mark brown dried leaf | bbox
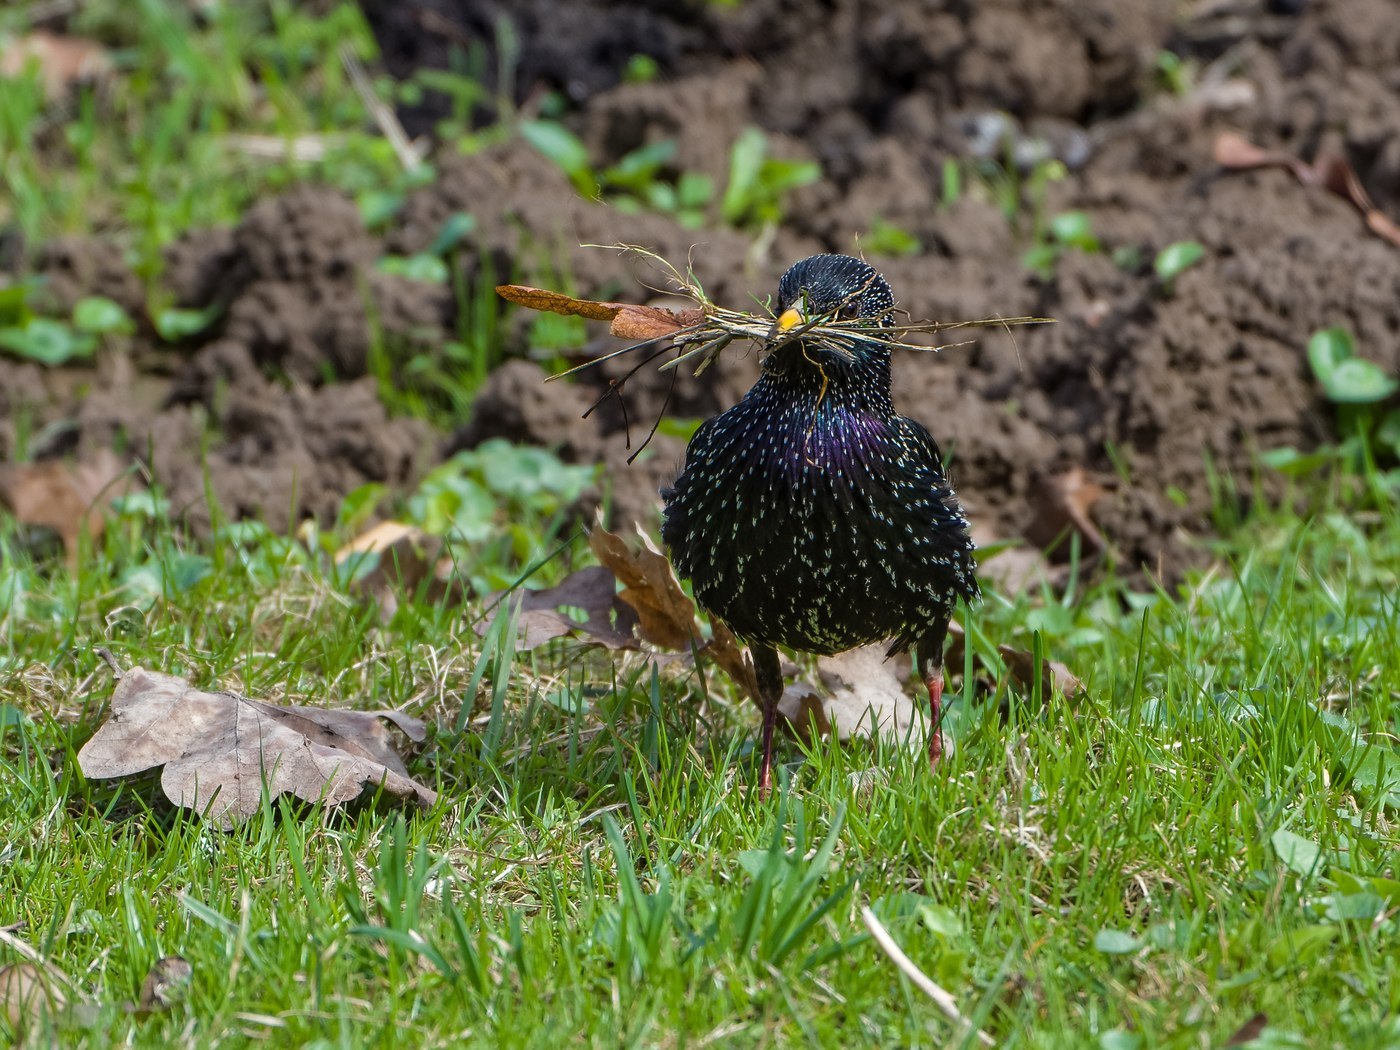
[943,621,1080,699]
[334,521,443,614]
[133,956,192,1016]
[0,963,68,1033]
[585,520,761,702]
[0,31,113,101]
[77,668,436,829]
[0,449,133,562]
[1025,467,1106,559]
[1314,153,1374,210]
[705,621,759,704]
[1225,1013,1269,1047]
[777,644,921,743]
[1212,131,1303,177]
[1214,132,1400,248]
[588,520,701,652]
[997,644,1083,699]
[478,565,640,650]
[1366,209,1400,249]
[495,284,627,321]
[608,304,705,341]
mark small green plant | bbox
[1154,240,1206,292]
[1307,327,1398,406]
[1269,327,1400,477]
[1022,209,1098,278]
[405,438,596,589]
[622,54,660,84]
[519,118,599,197]
[720,126,820,229]
[861,218,923,257]
[939,158,963,208]
[1155,50,1194,97]
[520,120,808,230]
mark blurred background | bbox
[3,0,1396,587]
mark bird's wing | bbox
[892,414,946,474]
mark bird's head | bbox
[765,254,896,378]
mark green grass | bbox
[5,3,1400,1046]
[3,462,1399,1047]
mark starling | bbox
[661,254,979,792]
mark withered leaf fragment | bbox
[133,956,193,1016]
[1213,131,1400,248]
[78,668,436,829]
[778,644,921,743]
[0,449,133,562]
[477,565,640,650]
[587,519,759,701]
[495,284,704,340]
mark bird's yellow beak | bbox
[768,307,804,342]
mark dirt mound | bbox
[7,0,1399,577]
[424,0,1396,576]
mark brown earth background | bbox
[3,0,1399,581]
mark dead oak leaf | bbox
[943,621,1083,700]
[1213,131,1400,249]
[588,519,700,652]
[0,31,113,101]
[1025,467,1106,560]
[477,565,640,650]
[334,521,444,617]
[586,520,759,700]
[0,449,133,562]
[778,644,922,744]
[997,645,1083,699]
[77,668,436,829]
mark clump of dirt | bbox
[80,372,429,536]
[30,235,145,316]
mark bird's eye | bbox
[837,301,860,320]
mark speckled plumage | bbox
[661,254,978,790]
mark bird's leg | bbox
[924,666,945,767]
[915,629,950,770]
[752,643,783,797]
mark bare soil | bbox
[4,0,1398,577]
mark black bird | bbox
[661,254,979,792]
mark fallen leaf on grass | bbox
[0,31,113,100]
[997,645,1083,699]
[0,963,66,1033]
[78,668,436,829]
[588,521,699,651]
[1225,1013,1269,1047]
[476,565,640,649]
[0,449,133,561]
[588,519,759,700]
[132,956,192,1016]
[944,621,1084,700]
[1024,467,1106,559]
[778,644,922,743]
[496,284,703,340]
[1214,131,1400,248]
[334,521,444,615]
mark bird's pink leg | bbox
[753,644,784,798]
[758,697,778,797]
[923,668,944,768]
